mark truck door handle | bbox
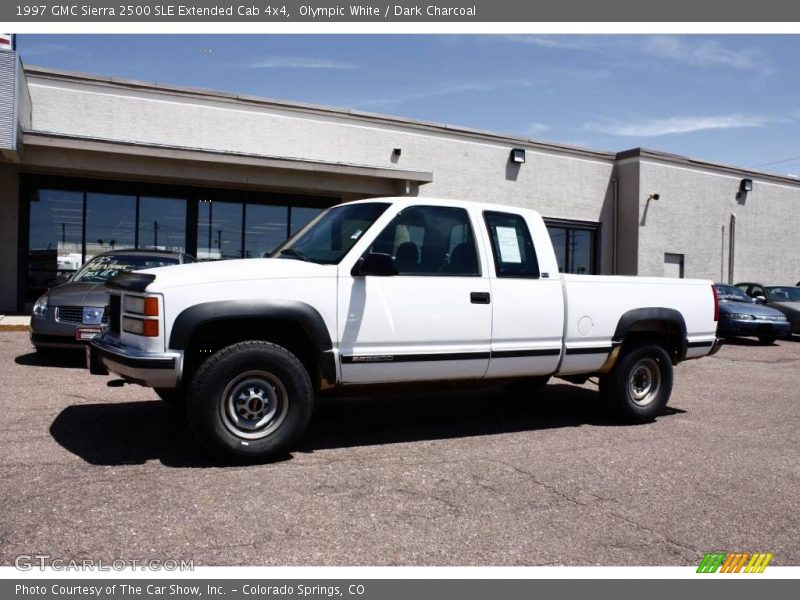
[470,292,491,304]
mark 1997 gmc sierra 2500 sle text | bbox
[88,197,722,461]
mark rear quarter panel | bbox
[558,274,717,375]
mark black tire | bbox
[758,335,777,345]
[506,376,550,399]
[599,344,673,423]
[154,387,185,406]
[185,341,314,462]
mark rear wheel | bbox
[600,344,673,423]
[186,341,314,462]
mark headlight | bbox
[32,295,49,317]
[723,313,756,320]
[123,295,159,316]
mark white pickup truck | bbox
[88,197,721,461]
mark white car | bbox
[88,197,721,461]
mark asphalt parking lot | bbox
[1,331,799,566]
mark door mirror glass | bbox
[353,253,398,277]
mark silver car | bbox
[735,282,800,334]
[30,249,194,354]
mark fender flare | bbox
[169,300,336,385]
[612,307,688,361]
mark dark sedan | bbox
[735,282,800,335]
[714,284,790,344]
[30,249,193,354]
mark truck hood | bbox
[47,281,109,307]
[139,258,336,291]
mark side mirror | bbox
[754,295,766,304]
[352,253,398,277]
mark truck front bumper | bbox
[87,334,182,389]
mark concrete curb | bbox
[0,316,31,331]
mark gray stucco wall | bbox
[638,160,800,283]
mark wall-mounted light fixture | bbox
[510,148,526,164]
[740,178,753,193]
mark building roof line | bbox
[21,65,800,187]
[22,64,617,163]
[617,148,800,188]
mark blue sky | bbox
[15,34,800,175]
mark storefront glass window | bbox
[138,196,187,252]
[245,205,288,258]
[27,189,84,302]
[546,223,597,275]
[197,200,243,260]
[85,193,136,261]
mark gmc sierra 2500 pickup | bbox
[88,197,722,461]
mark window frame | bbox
[544,217,600,275]
[362,204,483,277]
[482,210,541,279]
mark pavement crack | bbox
[485,458,699,559]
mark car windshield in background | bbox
[715,285,753,302]
[766,287,800,302]
[71,255,179,283]
[274,202,390,264]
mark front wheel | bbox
[599,344,673,423]
[186,341,314,462]
[758,334,777,345]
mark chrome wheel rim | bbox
[220,370,288,440]
[628,357,661,407]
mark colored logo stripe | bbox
[745,553,773,573]
[697,552,773,573]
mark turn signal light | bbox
[122,317,159,337]
[143,297,159,316]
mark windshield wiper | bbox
[279,248,313,262]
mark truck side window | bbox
[367,205,480,276]
[483,211,540,278]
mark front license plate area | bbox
[76,326,103,341]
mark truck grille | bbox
[56,306,109,324]
[109,295,121,334]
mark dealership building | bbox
[2,49,799,313]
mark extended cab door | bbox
[337,204,492,384]
[481,210,565,378]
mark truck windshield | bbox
[273,202,390,264]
